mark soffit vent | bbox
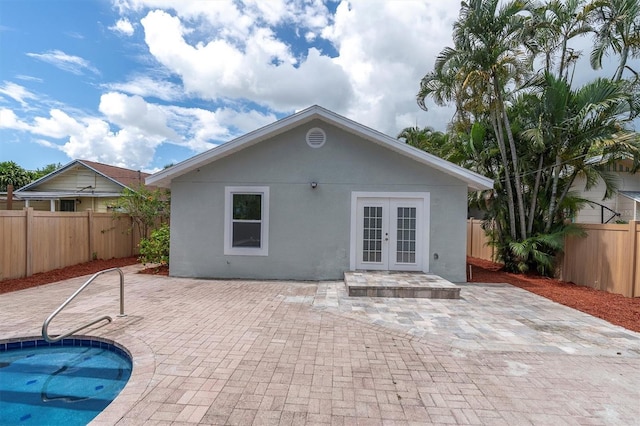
[306,127,326,148]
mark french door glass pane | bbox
[396,206,417,263]
[362,206,383,262]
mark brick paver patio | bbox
[1,265,639,425]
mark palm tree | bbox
[397,126,449,157]
[526,0,592,82]
[587,0,640,81]
[523,73,640,232]
[416,0,640,274]
[419,0,533,240]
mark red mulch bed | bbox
[0,257,140,295]
[1,256,638,333]
[138,264,169,276]
[468,256,640,333]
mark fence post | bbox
[467,219,473,258]
[130,216,135,256]
[6,184,13,210]
[88,209,94,261]
[25,207,33,277]
[630,220,639,297]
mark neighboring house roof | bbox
[620,191,640,203]
[80,159,150,190]
[147,105,494,191]
[15,159,151,200]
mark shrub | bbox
[110,185,170,238]
[139,224,170,266]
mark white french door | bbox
[355,197,424,271]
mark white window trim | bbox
[224,186,269,256]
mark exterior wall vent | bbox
[306,127,326,148]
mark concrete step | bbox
[344,271,460,299]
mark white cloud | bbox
[15,75,43,83]
[60,121,161,169]
[7,0,625,174]
[139,9,353,112]
[321,0,460,132]
[99,91,180,140]
[32,109,86,138]
[0,105,162,169]
[117,0,330,38]
[34,138,59,149]
[26,50,99,76]
[110,18,135,36]
[215,107,277,134]
[0,89,277,170]
[164,106,226,151]
[125,1,460,135]
[163,105,277,151]
[0,108,31,131]
[0,82,37,107]
[103,75,183,101]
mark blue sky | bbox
[0,0,625,173]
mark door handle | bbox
[384,232,389,241]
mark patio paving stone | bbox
[0,266,639,425]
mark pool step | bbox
[344,271,460,299]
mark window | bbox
[224,186,269,256]
[60,199,76,212]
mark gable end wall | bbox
[170,120,468,281]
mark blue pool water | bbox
[0,339,132,425]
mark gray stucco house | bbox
[147,106,493,282]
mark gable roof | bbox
[147,105,494,191]
[16,159,151,197]
[79,160,150,189]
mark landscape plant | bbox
[110,185,170,238]
[138,224,170,266]
[0,161,33,191]
[412,0,640,275]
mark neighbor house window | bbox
[224,186,269,256]
[60,199,76,212]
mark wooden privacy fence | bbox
[1,208,142,281]
[467,219,496,262]
[562,221,639,298]
[466,219,640,297]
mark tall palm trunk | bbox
[495,77,527,240]
[614,45,629,81]
[559,37,569,81]
[527,153,544,234]
[545,153,562,232]
[549,146,591,229]
[490,110,517,240]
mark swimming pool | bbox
[0,338,132,425]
